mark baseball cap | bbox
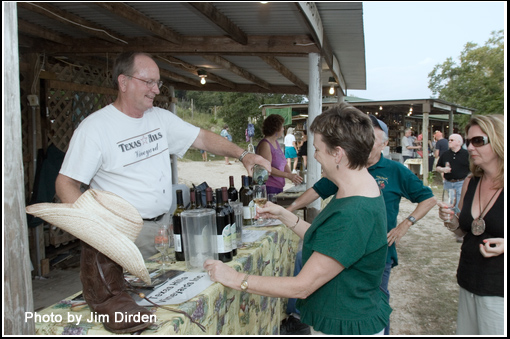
[369,115,388,137]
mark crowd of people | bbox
[45,51,502,335]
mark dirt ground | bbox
[177,159,460,335]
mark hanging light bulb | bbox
[328,77,337,95]
[197,69,207,85]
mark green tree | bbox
[428,30,504,122]
[218,92,306,143]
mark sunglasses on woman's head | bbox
[465,136,489,147]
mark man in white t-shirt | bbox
[56,52,271,258]
[401,129,420,162]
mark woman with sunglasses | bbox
[437,114,504,335]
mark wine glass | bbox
[154,226,171,270]
[253,184,267,226]
[442,189,458,230]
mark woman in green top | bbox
[204,103,391,335]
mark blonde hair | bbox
[465,115,504,188]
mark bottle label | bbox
[231,221,237,250]
[217,225,232,253]
[174,234,182,252]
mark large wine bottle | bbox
[215,188,233,262]
[223,187,237,256]
[172,189,186,261]
[240,175,254,226]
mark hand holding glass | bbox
[253,184,267,225]
[442,189,458,230]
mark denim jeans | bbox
[380,261,393,335]
[443,180,464,211]
[286,250,303,315]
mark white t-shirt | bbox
[284,134,296,148]
[60,105,200,218]
[401,136,414,157]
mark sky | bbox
[348,2,506,101]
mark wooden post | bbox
[3,3,36,334]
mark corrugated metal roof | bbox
[16,2,367,94]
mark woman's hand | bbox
[479,238,504,257]
[437,201,455,223]
[288,173,303,185]
[203,259,241,288]
[256,201,284,221]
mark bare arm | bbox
[192,129,271,175]
[387,196,437,246]
[55,174,84,203]
[286,187,320,212]
[204,250,343,299]
[257,140,301,184]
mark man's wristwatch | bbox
[240,274,249,291]
[406,216,417,225]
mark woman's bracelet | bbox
[289,215,300,230]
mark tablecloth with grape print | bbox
[33,224,300,335]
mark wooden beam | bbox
[47,79,117,95]
[174,82,306,95]
[17,2,128,45]
[35,35,319,55]
[159,68,201,88]
[260,56,308,92]
[294,3,347,94]
[202,55,272,90]
[187,3,248,45]
[18,19,69,45]
[93,2,183,44]
[156,55,236,89]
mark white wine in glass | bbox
[253,184,267,225]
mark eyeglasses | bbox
[125,74,163,89]
[465,136,490,147]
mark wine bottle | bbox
[188,187,196,210]
[239,175,246,201]
[195,190,203,209]
[228,176,238,202]
[172,189,186,261]
[205,187,214,209]
[215,188,233,262]
[240,175,254,226]
[223,187,237,256]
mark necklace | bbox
[471,176,501,236]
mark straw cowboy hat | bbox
[26,189,151,285]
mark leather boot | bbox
[80,241,153,333]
